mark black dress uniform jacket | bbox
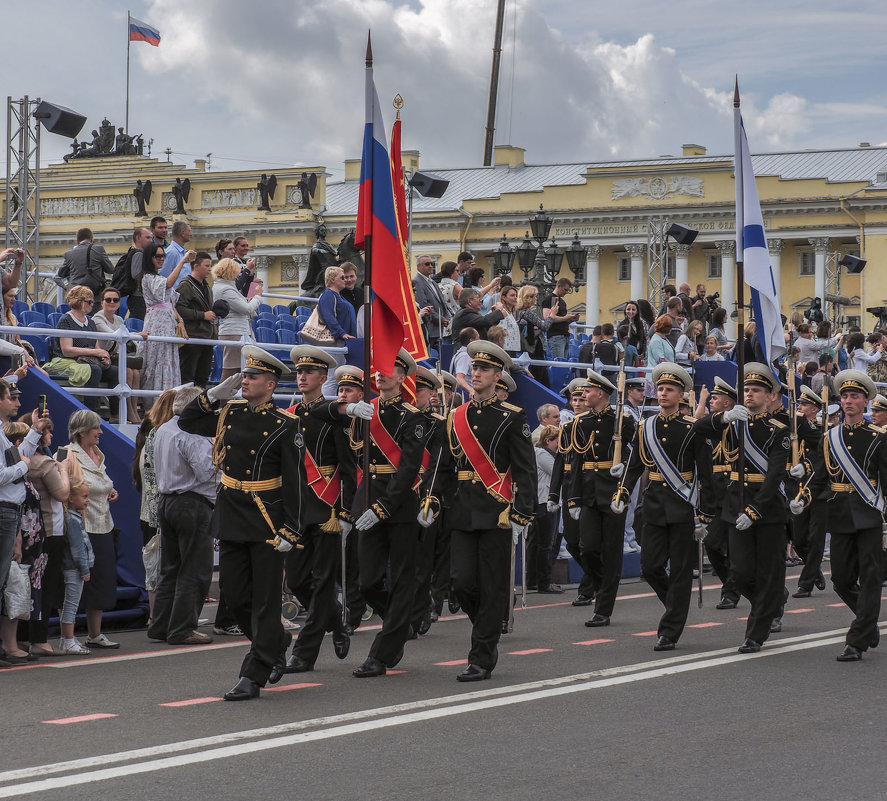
[178,394,308,543]
[567,407,636,510]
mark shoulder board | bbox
[865,423,885,434]
[430,412,445,421]
[227,399,248,406]
[767,418,786,429]
[622,409,634,417]
[276,408,298,419]
[501,402,522,412]
[401,402,419,412]
[681,415,696,423]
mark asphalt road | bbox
[3,567,885,801]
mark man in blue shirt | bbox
[161,220,192,289]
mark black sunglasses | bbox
[103,297,120,303]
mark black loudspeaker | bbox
[33,101,86,139]
[666,223,699,246]
[840,254,867,274]
[409,171,449,199]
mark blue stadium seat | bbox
[18,311,46,325]
[276,328,297,345]
[124,318,144,332]
[48,313,63,328]
[32,302,55,318]
[255,327,277,344]
[118,296,128,318]
[58,304,70,314]
[273,304,291,317]
[209,346,224,383]
[548,362,571,393]
[12,300,28,317]
[27,321,46,329]
[275,316,296,331]
[257,303,273,316]
[294,306,311,320]
[20,334,48,364]
[254,313,277,327]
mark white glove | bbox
[207,373,242,403]
[274,538,293,553]
[417,506,435,528]
[735,513,753,531]
[346,401,374,420]
[610,498,626,515]
[609,462,625,479]
[723,405,749,423]
[789,498,806,516]
[568,507,581,521]
[340,520,353,539]
[789,462,806,479]
[511,522,526,545]
[694,517,707,542]
[355,508,380,531]
[546,499,561,514]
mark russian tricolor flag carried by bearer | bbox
[129,15,161,46]
[734,84,785,371]
[355,34,427,378]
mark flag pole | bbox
[733,76,746,510]
[361,33,373,512]
[125,11,131,134]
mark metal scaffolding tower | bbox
[5,96,41,300]
[646,217,668,312]
[823,251,851,327]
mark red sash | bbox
[452,404,513,502]
[368,398,428,490]
[303,449,341,506]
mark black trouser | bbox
[729,521,787,645]
[830,526,883,651]
[411,518,439,629]
[126,294,146,320]
[641,520,695,642]
[704,514,739,603]
[148,493,214,642]
[795,498,828,591]
[343,526,364,629]
[430,511,452,613]
[214,589,237,629]
[527,504,556,590]
[358,519,418,666]
[580,504,625,618]
[179,343,215,388]
[218,539,287,686]
[451,527,510,671]
[285,524,345,666]
[562,509,595,598]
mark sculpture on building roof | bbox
[171,177,191,214]
[63,117,143,160]
[257,173,277,211]
[133,180,153,217]
[297,172,318,210]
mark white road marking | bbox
[0,625,872,797]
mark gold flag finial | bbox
[393,93,404,120]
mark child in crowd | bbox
[698,335,725,361]
[59,478,93,655]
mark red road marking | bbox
[573,639,615,645]
[737,616,748,621]
[434,659,469,666]
[632,630,659,637]
[159,697,222,707]
[508,648,552,655]
[264,682,322,693]
[44,713,118,725]
[687,622,724,628]
[385,669,406,675]
[785,608,814,614]
[827,603,845,608]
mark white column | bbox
[584,245,602,326]
[255,254,271,287]
[767,238,784,309]
[809,237,830,304]
[673,243,691,288]
[716,240,736,338]
[626,242,645,303]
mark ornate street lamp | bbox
[515,231,537,283]
[564,232,588,286]
[492,234,515,277]
[529,203,553,245]
[542,237,564,285]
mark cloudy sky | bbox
[8,0,887,178]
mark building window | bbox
[617,255,630,282]
[846,315,861,329]
[706,252,721,279]
[664,251,675,281]
[799,251,815,276]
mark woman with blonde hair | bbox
[492,284,521,355]
[212,256,264,380]
[675,319,704,364]
[514,284,552,385]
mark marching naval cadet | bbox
[616,363,715,651]
[694,377,741,610]
[177,346,308,701]
[270,345,355,681]
[430,370,461,621]
[566,370,635,628]
[348,349,429,678]
[792,370,886,661]
[621,376,646,554]
[694,362,791,654]
[411,365,447,637]
[870,393,887,429]
[439,341,536,681]
[548,378,597,607]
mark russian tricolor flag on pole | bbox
[355,33,425,377]
[734,91,785,371]
[129,16,161,46]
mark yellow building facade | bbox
[17,141,887,337]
